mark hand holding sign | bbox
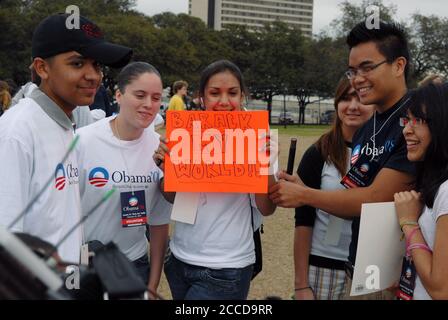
[153,135,169,171]
[269,170,306,208]
[259,130,279,176]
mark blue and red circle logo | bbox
[89,167,109,187]
[54,163,66,191]
[129,197,138,207]
[360,163,370,173]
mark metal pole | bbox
[318,96,321,125]
[283,91,287,129]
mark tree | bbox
[244,21,306,124]
[220,24,259,77]
[292,35,347,124]
[409,14,448,81]
[152,12,232,90]
[330,0,397,38]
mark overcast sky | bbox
[136,0,448,34]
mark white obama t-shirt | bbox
[170,193,263,269]
[0,89,82,263]
[76,116,172,261]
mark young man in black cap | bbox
[0,13,132,264]
[269,21,415,299]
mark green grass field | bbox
[270,124,330,136]
[158,124,330,137]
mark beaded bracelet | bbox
[407,243,432,256]
[400,221,419,241]
[400,220,419,232]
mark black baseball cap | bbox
[32,13,132,68]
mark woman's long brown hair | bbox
[315,78,352,177]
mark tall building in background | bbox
[189,0,313,36]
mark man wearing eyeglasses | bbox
[269,21,416,299]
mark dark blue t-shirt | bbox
[348,93,416,265]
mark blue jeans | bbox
[132,254,150,284]
[164,253,253,300]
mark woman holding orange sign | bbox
[154,60,277,300]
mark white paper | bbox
[350,202,405,296]
[80,244,89,266]
[170,192,200,224]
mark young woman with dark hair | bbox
[394,83,448,300]
[154,60,276,300]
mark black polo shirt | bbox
[347,93,416,265]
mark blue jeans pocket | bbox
[205,268,240,294]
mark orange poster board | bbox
[164,111,269,193]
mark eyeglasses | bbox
[399,116,428,128]
[345,60,388,80]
